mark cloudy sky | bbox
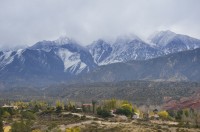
[0,0,200,48]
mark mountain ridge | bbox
[1,30,200,86]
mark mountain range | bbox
[0,30,200,86]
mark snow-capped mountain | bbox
[88,31,200,65]
[150,30,200,54]
[0,37,98,86]
[30,37,97,75]
[103,35,163,64]
[88,35,163,65]
[1,30,200,85]
[0,49,65,80]
[87,39,112,65]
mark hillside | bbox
[43,81,200,105]
[79,48,200,82]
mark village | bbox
[1,99,200,132]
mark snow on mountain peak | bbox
[1,30,200,78]
[54,36,76,45]
[149,30,177,46]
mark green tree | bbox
[11,119,32,132]
[33,105,39,112]
[96,107,111,118]
[56,100,63,113]
[115,103,133,117]
[116,108,132,117]
[121,104,132,113]
[176,110,183,120]
[92,100,97,114]
[21,111,36,120]
[0,117,3,132]
[167,110,176,118]
[2,111,10,118]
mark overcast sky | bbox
[0,0,200,48]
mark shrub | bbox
[11,119,33,132]
[2,111,10,118]
[66,127,80,132]
[115,108,132,117]
[176,110,183,121]
[0,118,3,132]
[158,111,169,119]
[97,108,111,118]
[56,106,62,113]
[115,103,133,117]
[21,111,36,120]
[121,104,132,113]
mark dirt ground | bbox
[60,120,200,132]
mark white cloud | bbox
[0,0,200,48]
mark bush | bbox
[66,127,80,132]
[21,111,36,120]
[115,103,133,117]
[115,108,132,117]
[2,111,10,118]
[56,106,62,113]
[158,111,169,119]
[176,110,183,121]
[11,119,33,132]
[0,118,3,132]
[97,108,111,118]
[121,104,132,113]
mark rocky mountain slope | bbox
[79,48,200,82]
[150,30,200,54]
[1,31,200,85]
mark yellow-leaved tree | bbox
[158,111,169,119]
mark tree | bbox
[21,111,36,120]
[56,100,63,113]
[96,107,111,118]
[176,110,183,121]
[121,104,132,113]
[33,105,39,112]
[64,101,75,112]
[0,117,3,132]
[66,127,80,132]
[11,119,32,132]
[2,111,10,118]
[115,103,133,117]
[92,100,97,114]
[167,110,176,118]
[158,111,169,119]
[116,108,132,117]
